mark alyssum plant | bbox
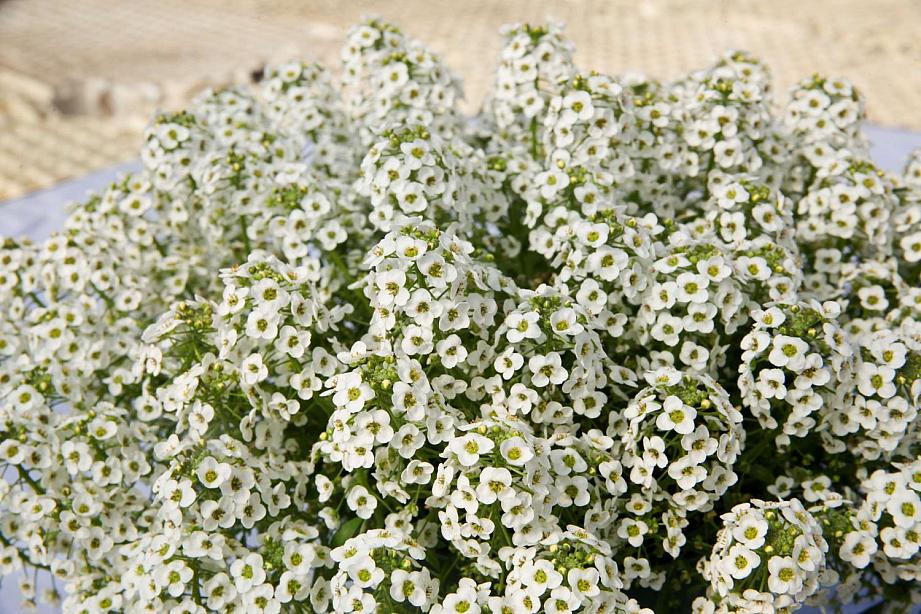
[1,18,920,614]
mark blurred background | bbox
[1,0,920,201]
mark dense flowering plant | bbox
[2,18,921,614]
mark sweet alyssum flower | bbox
[1,16,921,614]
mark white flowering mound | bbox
[3,18,921,614]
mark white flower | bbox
[231,553,266,594]
[394,424,425,459]
[375,270,410,307]
[499,437,534,466]
[522,559,563,592]
[196,456,232,489]
[401,324,434,355]
[675,272,709,303]
[278,325,311,358]
[535,168,570,200]
[561,90,594,122]
[651,313,684,347]
[241,352,269,385]
[185,531,226,561]
[493,348,524,379]
[642,436,668,469]
[768,335,809,371]
[724,544,760,580]
[204,573,237,609]
[436,334,468,368]
[406,288,442,326]
[857,285,888,311]
[839,532,876,569]
[886,490,921,528]
[476,467,513,504]
[390,569,429,606]
[332,372,374,413]
[395,181,429,213]
[550,307,583,336]
[767,556,802,595]
[441,580,482,614]
[756,368,787,400]
[618,518,649,547]
[276,570,308,603]
[856,362,896,398]
[507,382,537,415]
[402,459,434,485]
[668,456,707,490]
[346,485,378,520]
[0,440,26,465]
[731,514,768,549]
[245,308,280,340]
[545,586,580,614]
[449,433,494,467]
[161,478,196,508]
[656,396,697,435]
[381,62,409,90]
[505,311,541,343]
[528,352,567,387]
[158,559,193,597]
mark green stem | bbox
[27,292,45,308]
[239,215,252,256]
[530,117,539,161]
[16,466,44,494]
[0,532,51,572]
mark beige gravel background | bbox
[1,0,920,200]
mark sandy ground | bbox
[1,0,919,200]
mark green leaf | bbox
[330,517,363,548]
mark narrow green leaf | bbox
[330,517,363,548]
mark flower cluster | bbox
[845,462,921,582]
[2,16,921,614]
[738,300,857,449]
[698,498,829,612]
[341,19,463,145]
[485,21,575,141]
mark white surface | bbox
[864,124,921,173]
[0,161,141,240]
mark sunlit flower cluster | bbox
[1,17,920,614]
